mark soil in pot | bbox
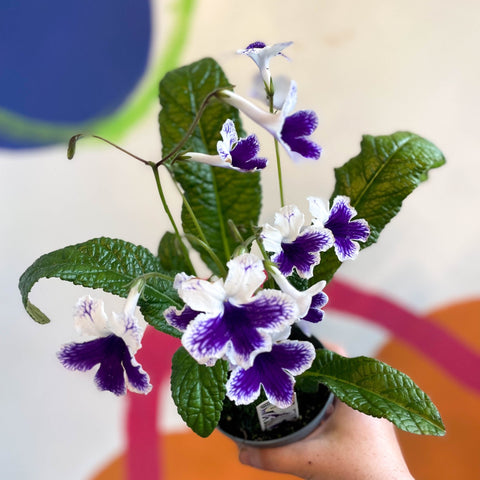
[218,327,333,444]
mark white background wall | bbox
[2,1,479,478]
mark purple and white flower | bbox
[226,340,315,408]
[164,253,298,369]
[237,41,293,88]
[219,81,322,162]
[57,283,151,396]
[261,204,333,278]
[309,195,370,261]
[272,267,328,336]
[182,119,267,171]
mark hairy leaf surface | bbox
[19,237,180,336]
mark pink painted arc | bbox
[325,279,480,392]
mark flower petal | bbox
[280,110,322,161]
[110,311,144,354]
[303,291,328,323]
[260,224,284,253]
[123,281,143,319]
[93,336,128,395]
[274,228,333,278]
[224,253,266,303]
[73,296,109,337]
[237,41,293,86]
[230,135,267,171]
[122,352,152,394]
[182,312,230,365]
[226,341,315,408]
[267,340,316,376]
[308,196,329,224]
[219,119,238,153]
[183,152,231,168]
[223,301,274,368]
[219,89,284,135]
[59,335,130,396]
[175,274,225,313]
[274,204,305,241]
[271,267,327,318]
[226,290,298,368]
[280,80,297,117]
[164,304,199,332]
[57,336,113,372]
[324,196,370,261]
[244,290,298,332]
[226,363,263,405]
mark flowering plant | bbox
[19,42,446,439]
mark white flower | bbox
[237,41,293,88]
[261,204,333,278]
[57,282,151,395]
[165,253,298,369]
[219,81,322,162]
[182,119,266,171]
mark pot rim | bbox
[218,390,335,448]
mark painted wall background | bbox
[1,0,479,479]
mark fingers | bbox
[238,442,312,476]
[235,342,348,476]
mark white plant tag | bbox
[256,393,300,431]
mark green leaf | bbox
[18,237,181,336]
[298,350,446,436]
[157,231,191,273]
[313,131,445,283]
[159,57,262,273]
[171,346,228,437]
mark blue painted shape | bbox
[0,0,151,148]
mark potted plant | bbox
[18,42,446,445]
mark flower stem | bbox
[150,163,196,275]
[267,89,285,207]
[167,166,227,276]
[167,166,210,245]
[131,271,176,284]
[274,138,285,207]
[185,234,227,277]
[156,86,229,167]
[67,134,150,165]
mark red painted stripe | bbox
[126,328,181,480]
[326,279,480,392]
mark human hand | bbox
[236,345,415,480]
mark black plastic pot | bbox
[218,329,335,448]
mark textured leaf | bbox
[298,350,445,435]
[18,237,181,336]
[157,231,191,274]
[159,57,262,273]
[313,132,445,283]
[171,346,228,437]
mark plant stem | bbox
[167,166,209,245]
[168,167,227,275]
[267,87,285,207]
[156,86,229,167]
[185,234,227,277]
[274,138,285,207]
[132,271,176,284]
[150,163,196,275]
[67,134,150,165]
